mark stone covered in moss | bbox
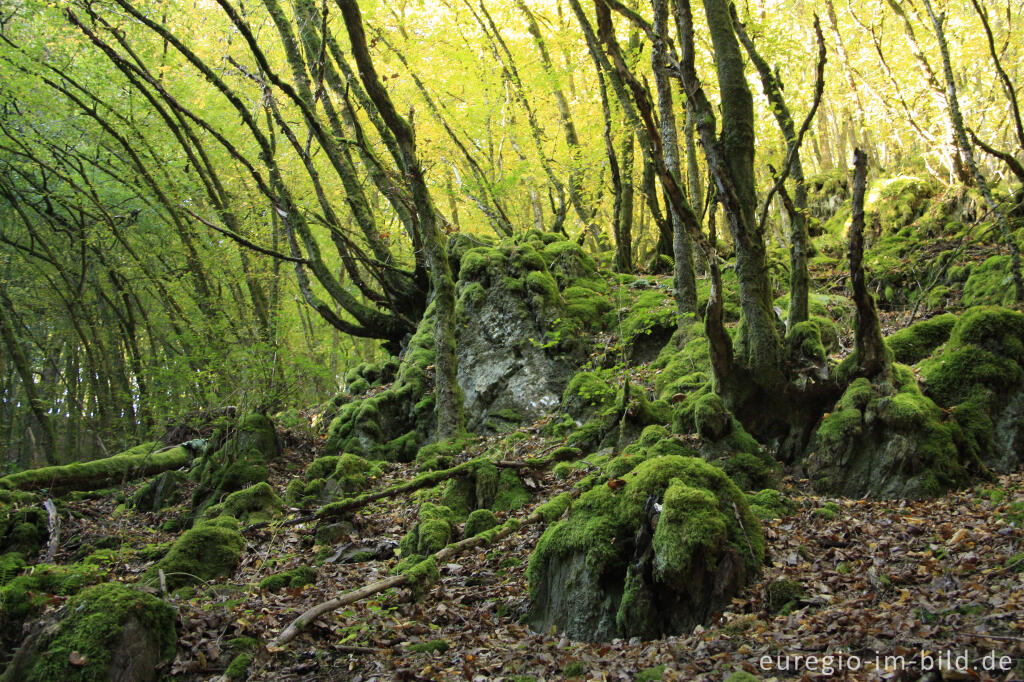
[0,504,47,557]
[130,470,186,513]
[3,583,176,682]
[190,413,279,516]
[214,482,283,526]
[146,523,245,590]
[963,255,1017,307]
[805,363,967,498]
[919,306,1024,473]
[747,489,797,519]
[885,313,957,365]
[527,455,763,641]
[259,565,317,592]
[399,503,456,559]
[0,562,105,647]
[464,509,499,538]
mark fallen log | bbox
[269,490,577,647]
[0,442,195,493]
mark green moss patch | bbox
[259,565,316,592]
[8,582,176,681]
[145,524,245,590]
[885,313,957,365]
[527,455,763,641]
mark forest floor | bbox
[49,414,1024,681]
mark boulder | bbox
[1,583,175,682]
[527,454,763,641]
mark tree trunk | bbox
[848,149,890,379]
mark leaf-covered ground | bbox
[40,422,1024,682]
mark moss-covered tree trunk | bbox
[337,0,464,439]
[848,149,891,380]
[652,0,698,315]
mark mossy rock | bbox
[885,313,957,365]
[259,565,317,592]
[919,306,1024,473]
[963,255,1017,307]
[399,503,456,559]
[464,509,499,539]
[145,524,245,590]
[747,489,797,519]
[2,582,176,682]
[0,562,105,646]
[190,413,279,515]
[0,505,47,557]
[215,482,283,526]
[527,455,763,641]
[805,365,968,498]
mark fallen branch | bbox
[42,498,59,562]
[270,489,578,647]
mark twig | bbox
[953,630,1024,644]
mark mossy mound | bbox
[865,176,936,239]
[258,565,316,592]
[2,582,176,682]
[919,306,1024,473]
[399,503,456,559]
[527,455,763,641]
[325,303,438,462]
[885,313,957,365]
[437,460,529,519]
[190,413,279,515]
[805,169,850,222]
[747,489,798,519]
[145,523,245,590]
[671,392,778,491]
[560,381,671,454]
[963,255,1017,307]
[652,322,711,401]
[287,454,384,505]
[0,504,47,557]
[805,364,969,498]
[464,509,499,538]
[205,482,283,526]
[1,562,106,649]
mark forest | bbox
[0,0,1023,678]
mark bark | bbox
[652,0,698,315]
[337,0,464,438]
[0,290,55,463]
[848,149,890,379]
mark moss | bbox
[224,653,252,680]
[692,393,732,440]
[333,454,383,494]
[724,672,760,682]
[0,506,47,556]
[259,565,316,592]
[619,290,679,347]
[653,325,711,400]
[407,639,450,654]
[0,551,26,587]
[865,175,936,237]
[215,482,283,526]
[146,524,244,590]
[722,452,777,492]
[415,434,471,471]
[0,443,191,493]
[536,493,571,522]
[814,501,840,519]
[963,255,1017,307]
[464,509,499,538]
[528,456,764,602]
[787,320,826,362]
[17,583,176,681]
[746,489,796,519]
[306,456,341,481]
[550,446,582,462]
[636,665,665,681]
[766,579,805,613]
[492,468,529,511]
[652,482,727,584]
[552,462,574,479]
[885,313,957,365]
[525,269,559,304]
[473,461,499,510]
[400,503,456,558]
[563,370,617,417]
[284,478,305,505]
[403,556,440,597]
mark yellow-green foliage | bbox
[885,313,957,365]
[0,442,191,493]
[619,290,678,346]
[19,583,176,681]
[258,565,316,592]
[146,524,244,590]
[563,369,617,416]
[528,455,764,601]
